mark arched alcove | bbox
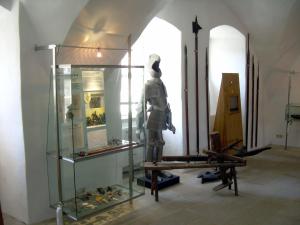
[121,17,183,155]
[209,25,246,140]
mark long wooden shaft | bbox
[255,63,260,147]
[162,155,208,161]
[285,75,292,150]
[184,45,190,155]
[205,47,210,150]
[251,55,255,148]
[0,204,4,225]
[245,33,250,150]
[195,32,200,154]
[144,161,246,170]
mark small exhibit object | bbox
[213,73,243,152]
[56,203,64,225]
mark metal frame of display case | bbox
[285,103,300,149]
[36,35,146,221]
[284,71,300,149]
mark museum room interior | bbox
[0,0,300,225]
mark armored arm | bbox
[166,103,176,134]
[136,90,146,141]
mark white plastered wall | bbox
[19,0,89,223]
[263,55,300,147]
[0,0,28,223]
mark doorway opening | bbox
[121,17,183,155]
[209,25,246,140]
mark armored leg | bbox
[146,129,165,162]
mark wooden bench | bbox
[144,159,246,201]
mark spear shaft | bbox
[192,16,202,154]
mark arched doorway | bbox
[209,25,246,141]
[121,17,183,155]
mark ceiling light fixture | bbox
[96,48,102,58]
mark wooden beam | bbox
[203,150,246,163]
[162,155,208,161]
[144,161,246,170]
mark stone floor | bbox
[3,146,300,225]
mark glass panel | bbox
[46,155,58,207]
[61,160,77,218]
[68,146,145,218]
[46,70,59,207]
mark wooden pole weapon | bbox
[192,16,202,154]
[205,47,210,150]
[255,62,260,147]
[184,45,190,155]
[251,55,255,148]
[245,33,250,150]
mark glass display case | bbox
[46,64,145,220]
[286,104,300,123]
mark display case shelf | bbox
[60,184,143,220]
[47,142,144,163]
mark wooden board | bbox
[213,74,243,152]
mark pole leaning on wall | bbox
[255,62,260,147]
[285,74,292,150]
[205,47,210,150]
[184,45,190,156]
[251,55,255,148]
[245,33,250,150]
[0,203,4,225]
[192,16,202,154]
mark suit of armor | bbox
[136,54,175,162]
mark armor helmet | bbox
[148,54,161,78]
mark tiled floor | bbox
[3,146,300,225]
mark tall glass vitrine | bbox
[41,42,145,220]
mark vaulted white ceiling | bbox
[18,0,300,72]
[62,0,300,71]
[60,0,168,64]
[223,0,300,72]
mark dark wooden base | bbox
[137,174,180,190]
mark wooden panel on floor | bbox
[213,73,243,152]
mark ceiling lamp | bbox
[96,48,102,58]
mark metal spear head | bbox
[192,16,202,34]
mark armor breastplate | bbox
[145,78,168,111]
[145,78,168,130]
